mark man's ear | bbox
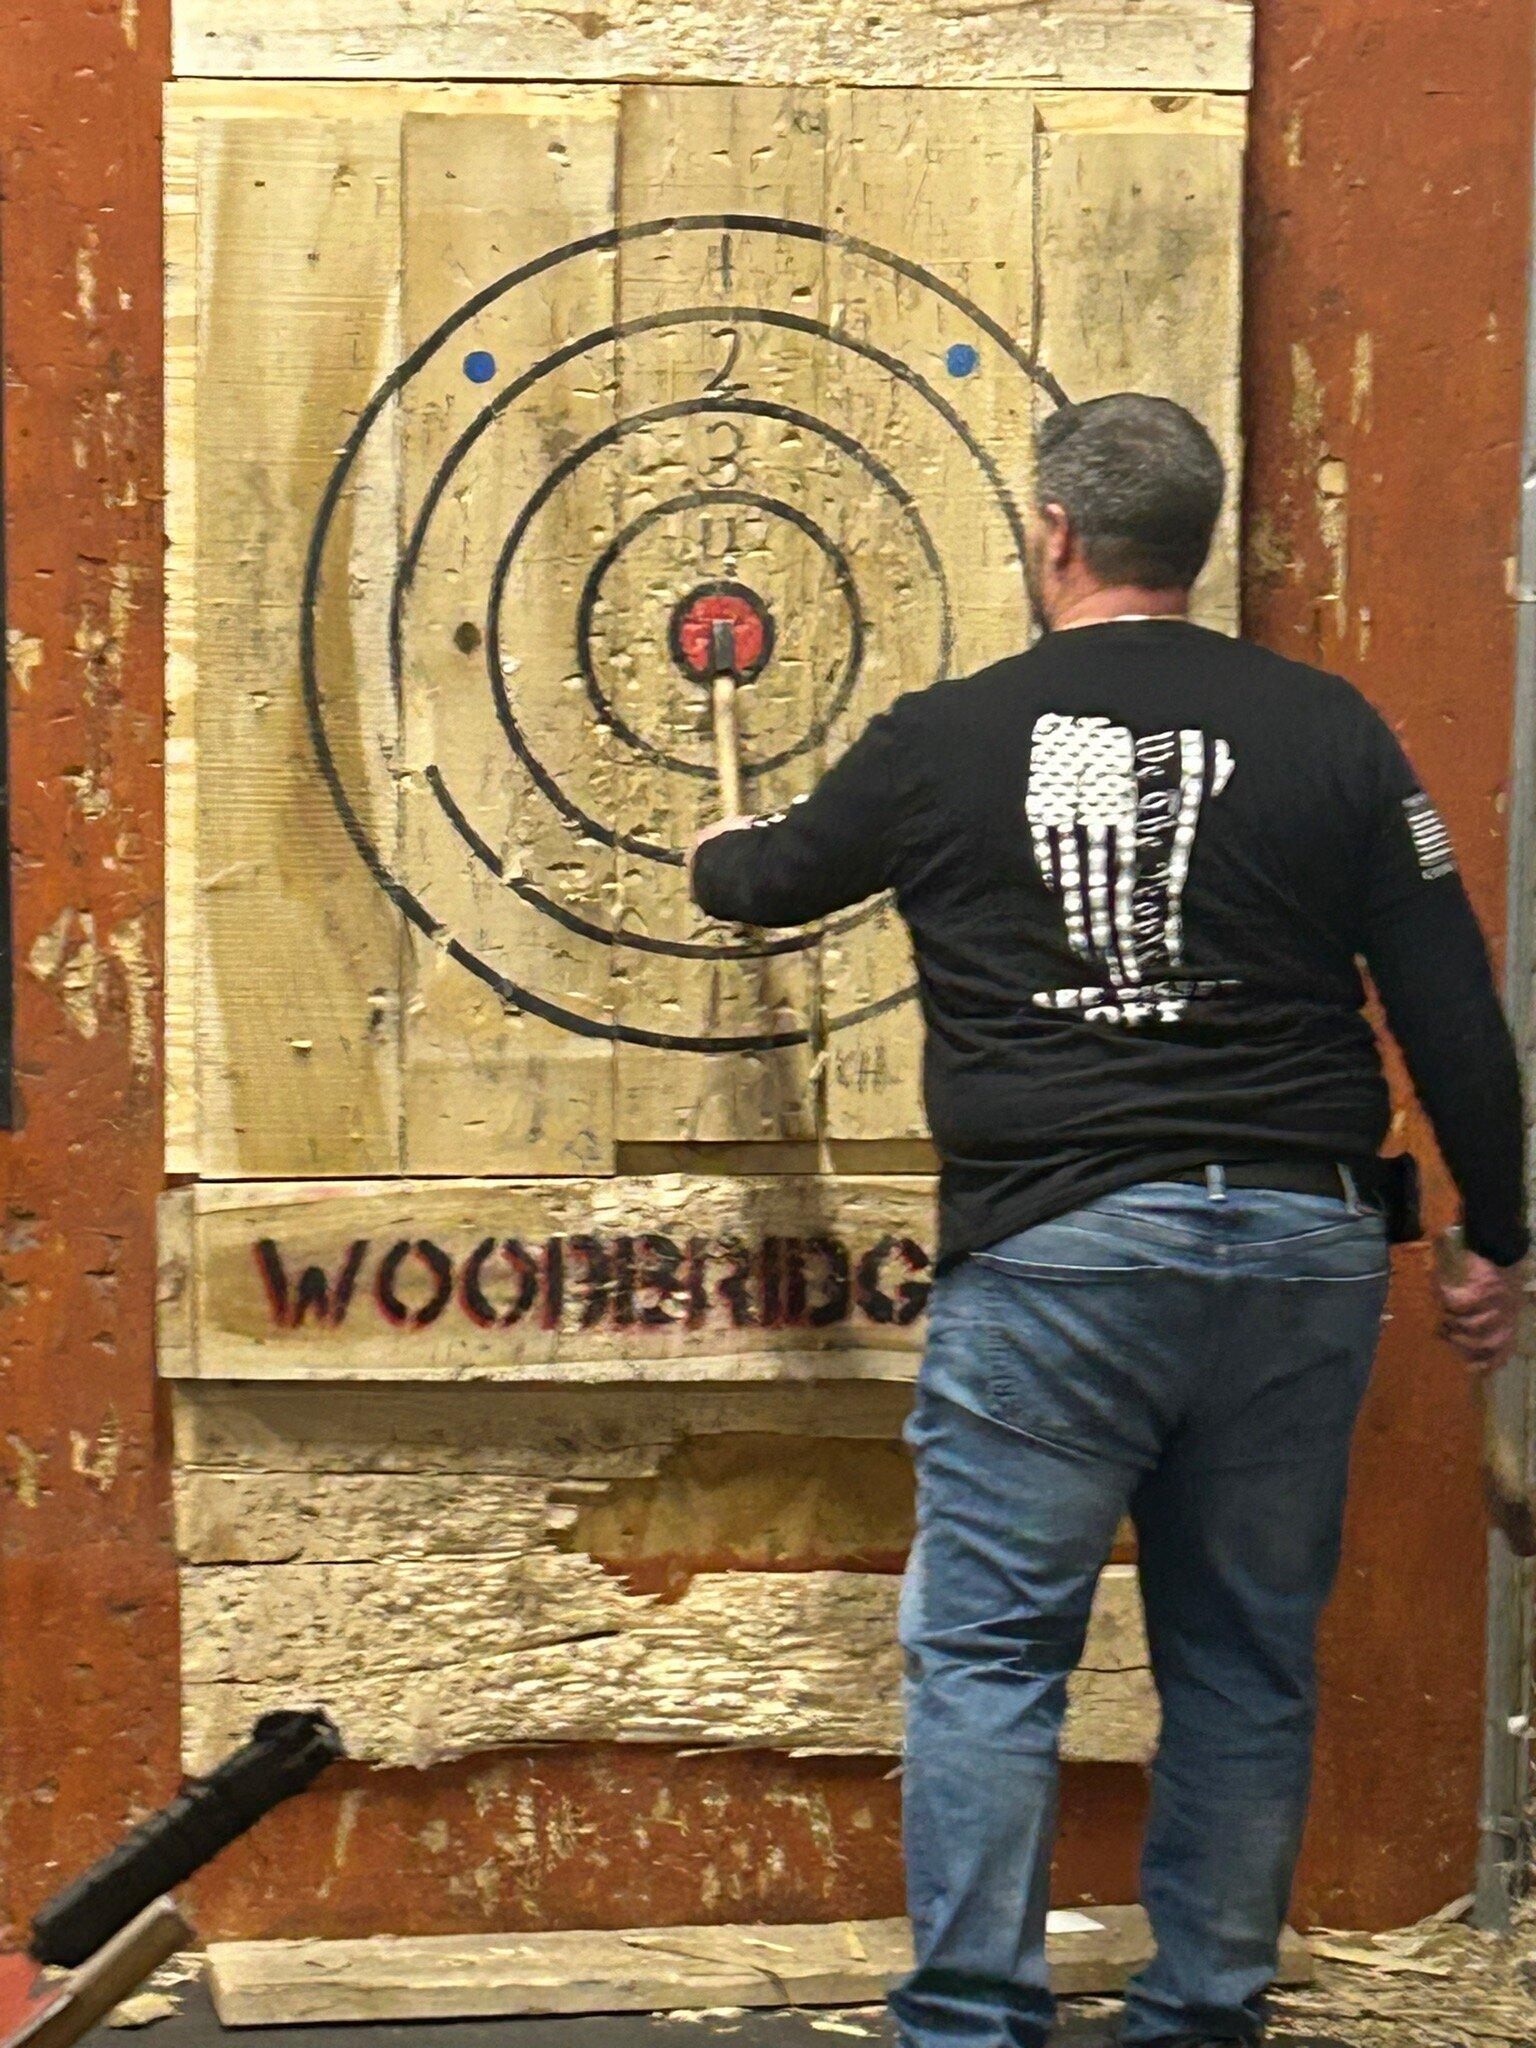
[1040,501,1075,571]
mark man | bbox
[689,394,1528,2048]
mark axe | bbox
[0,1710,342,2048]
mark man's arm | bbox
[689,705,906,927]
[1356,715,1528,1361]
[1365,885,1527,1268]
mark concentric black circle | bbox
[583,494,850,779]
[304,212,1061,1054]
[482,393,954,871]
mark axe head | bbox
[0,1950,63,2048]
[709,618,738,680]
[0,1900,191,2048]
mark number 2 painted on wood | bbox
[704,324,743,392]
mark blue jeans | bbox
[892,1174,1390,2048]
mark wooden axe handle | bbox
[709,620,743,819]
[7,1900,191,2048]
[1436,1227,1536,1557]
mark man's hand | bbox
[1435,1241,1527,1375]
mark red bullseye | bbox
[669,581,775,681]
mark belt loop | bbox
[1206,1163,1228,1204]
[1339,1163,1361,1214]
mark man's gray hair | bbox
[1035,393,1225,590]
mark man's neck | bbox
[1050,585,1190,632]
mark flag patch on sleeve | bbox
[1403,792,1457,881]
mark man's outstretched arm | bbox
[689,705,905,927]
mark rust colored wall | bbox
[187,1750,1143,1940]
[1243,0,1534,1927]
[1,0,1531,1942]
[0,0,180,1930]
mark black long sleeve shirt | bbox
[692,620,1529,1268]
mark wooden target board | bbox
[167,81,1243,1183]
[162,28,1245,1778]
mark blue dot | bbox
[463,349,497,384]
[945,342,980,378]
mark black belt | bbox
[1162,1159,1382,1208]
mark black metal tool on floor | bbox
[0,1710,342,2048]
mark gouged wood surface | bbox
[206,1913,1308,2025]
[172,2,1254,90]
[159,1175,937,1381]
[396,99,620,1175]
[172,1378,1154,1770]
[1035,91,1247,634]
[181,1562,1151,1769]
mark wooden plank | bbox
[173,92,406,1172]
[180,1563,1152,1768]
[175,1469,562,1563]
[1034,92,1247,633]
[163,92,200,1171]
[160,1174,937,1382]
[178,1569,910,1762]
[207,1917,919,2025]
[206,1912,1309,2026]
[608,87,827,1141]
[174,1431,918,1565]
[395,96,620,1175]
[819,86,1042,1138]
[621,1138,941,1175]
[172,2,1255,92]
[168,1378,919,1472]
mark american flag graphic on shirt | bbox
[1024,712,1238,1027]
[1402,791,1457,882]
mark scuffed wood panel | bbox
[182,1563,1151,1767]
[164,112,200,1171]
[819,86,1044,1138]
[609,86,827,1142]
[395,99,619,1174]
[1035,92,1246,633]
[159,1175,937,1381]
[169,98,406,1174]
[174,1380,1155,1770]
[172,1,1254,91]
[170,1378,919,1471]
[206,1917,922,2024]
[169,81,1245,1172]
[207,1907,1313,2026]
[168,83,636,1179]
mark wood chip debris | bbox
[1308,1942,1454,1978]
[105,1993,179,2029]
[1271,1902,1536,2048]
